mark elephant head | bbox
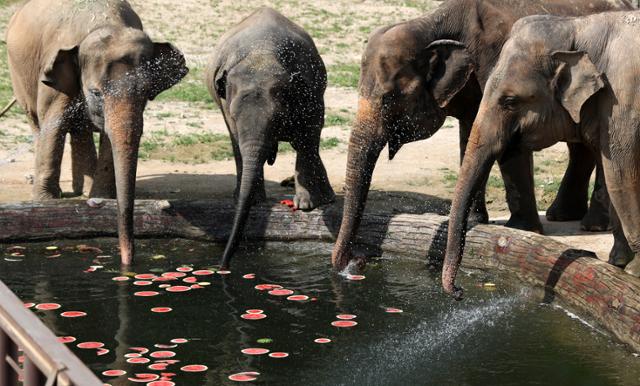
[443,22,605,298]
[331,24,475,270]
[41,26,188,265]
[212,56,288,269]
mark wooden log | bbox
[1,198,639,352]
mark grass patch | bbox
[325,112,352,127]
[441,169,458,188]
[154,67,214,105]
[327,63,360,88]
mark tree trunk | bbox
[2,198,640,352]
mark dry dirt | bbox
[0,0,614,260]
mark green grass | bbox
[441,169,458,188]
[327,63,360,88]
[154,67,214,105]
[325,112,352,127]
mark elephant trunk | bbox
[105,96,143,266]
[220,143,265,269]
[331,98,386,270]
[443,120,498,299]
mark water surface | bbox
[1,239,639,385]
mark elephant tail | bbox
[0,98,17,118]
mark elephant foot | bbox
[505,213,544,234]
[545,200,587,222]
[294,185,335,211]
[624,256,640,277]
[33,186,62,200]
[608,241,634,267]
[580,209,610,232]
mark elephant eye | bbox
[500,95,519,111]
[89,89,103,98]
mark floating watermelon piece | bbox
[128,373,159,383]
[126,357,151,364]
[254,284,282,291]
[287,295,309,301]
[77,342,104,349]
[58,336,76,344]
[181,365,208,372]
[150,351,175,359]
[133,281,153,286]
[385,307,403,313]
[241,348,269,355]
[129,347,149,354]
[336,314,357,320]
[158,284,171,288]
[176,267,193,272]
[134,274,156,280]
[228,372,259,382]
[190,284,203,289]
[314,338,331,344]
[166,286,190,293]
[182,277,197,283]
[241,313,267,320]
[97,348,110,356]
[198,282,211,286]
[269,352,289,358]
[102,369,126,377]
[162,272,187,279]
[192,270,214,276]
[151,307,173,313]
[134,291,160,297]
[60,311,87,318]
[347,274,366,281]
[170,338,188,344]
[280,199,295,207]
[268,289,294,296]
[331,321,358,328]
[125,353,142,358]
[242,273,255,279]
[148,363,169,371]
[154,344,177,349]
[23,302,35,308]
[35,303,61,310]
[148,381,175,386]
[112,276,130,282]
[245,309,264,314]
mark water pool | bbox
[1,239,639,385]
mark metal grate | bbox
[0,280,102,386]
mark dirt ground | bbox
[0,0,614,260]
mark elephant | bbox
[206,7,336,268]
[6,0,188,265]
[331,0,633,271]
[443,10,640,299]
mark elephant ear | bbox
[148,42,189,101]
[41,46,80,96]
[552,51,605,124]
[214,69,228,100]
[425,40,475,108]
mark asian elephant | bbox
[444,10,640,299]
[331,0,633,271]
[6,0,188,265]
[206,7,335,268]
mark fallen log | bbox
[1,198,639,352]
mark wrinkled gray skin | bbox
[6,0,188,265]
[444,10,640,299]
[331,0,632,271]
[207,7,335,268]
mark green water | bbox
[1,239,639,386]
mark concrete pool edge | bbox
[2,198,639,352]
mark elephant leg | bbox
[608,204,633,267]
[602,157,640,276]
[291,135,336,211]
[498,147,543,233]
[546,143,592,222]
[581,158,610,231]
[33,105,69,200]
[459,119,489,224]
[89,132,116,199]
[70,125,97,196]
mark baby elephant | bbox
[206,7,335,268]
[444,10,640,298]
